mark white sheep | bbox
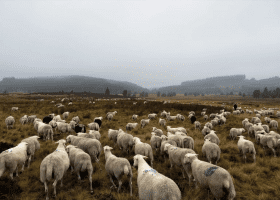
[21,136,40,168]
[152,127,164,137]
[104,146,133,196]
[194,121,201,130]
[55,122,72,135]
[106,111,117,118]
[28,115,37,124]
[69,120,77,129]
[117,132,134,155]
[37,122,54,141]
[229,128,245,140]
[204,131,220,145]
[164,143,196,184]
[270,120,278,130]
[40,139,70,200]
[161,110,168,117]
[140,119,150,128]
[237,136,256,163]
[202,138,221,164]
[262,124,270,133]
[160,136,178,160]
[19,115,29,125]
[88,122,100,131]
[133,137,154,167]
[88,130,101,140]
[66,145,93,194]
[150,132,162,152]
[259,134,279,157]
[72,116,80,124]
[205,122,213,130]
[126,122,138,132]
[148,113,157,120]
[167,126,187,134]
[5,116,15,129]
[159,118,166,127]
[201,126,211,136]
[204,115,208,121]
[62,112,70,120]
[108,129,121,146]
[183,153,236,200]
[107,113,114,121]
[242,118,249,127]
[167,115,177,121]
[133,155,182,200]
[53,115,62,122]
[0,142,29,179]
[11,107,19,111]
[132,114,138,120]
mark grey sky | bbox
[1,0,280,89]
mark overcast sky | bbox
[1,0,280,89]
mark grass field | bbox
[1,94,280,200]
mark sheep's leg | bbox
[60,177,63,187]
[117,180,122,193]
[89,171,93,194]
[71,166,74,174]
[77,172,81,180]
[53,180,57,197]
[16,166,19,177]
[95,156,102,171]
[181,168,185,179]
[129,175,132,196]
[253,154,256,163]
[21,161,25,172]
[44,182,49,200]
[10,172,13,180]
[109,175,117,189]
[28,155,32,168]
[271,148,277,157]
[243,153,247,163]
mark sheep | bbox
[183,153,236,200]
[249,123,265,138]
[152,127,164,137]
[21,136,40,168]
[202,126,211,136]
[107,113,114,121]
[37,122,54,141]
[106,111,117,118]
[133,137,154,167]
[167,126,187,134]
[88,130,101,141]
[262,124,270,133]
[194,121,201,130]
[270,120,278,130]
[103,146,132,196]
[159,118,166,127]
[150,132,162,152]
[55,122,72,135]
[256,114,261,119]
[5,116,15,129]
[40,139,70,200]
[211,119,219,127]
[133,102,137,105]
[0,142,29,180]
[117,132,134,155]
[65,145,93,194]
[108,129,121,146]
[140,119,150,128]
[11,107,19,111]
[201,111,206,116]
[93,118,102,128]
[132,114,138,120]
[242,118,249,127]
[202,138,221,165]
[251,117,261,124]
[88,122,99,131]
[53,115,62,122]
[161,110,168,117]
[160,137,178,160]
[204,115,208,121]
[148,113,157,120]
[66,135,102,170]
[126,123,138,132]
[218,116,226,126]
[189,111,195,116]
[167,115,177,121]
[62,112,70,120]
[164,144,196,184]
[27,115,37,124]
[209,113,216,119]
[205,122,213,130]
[259,135,279,157]
[69,120,77,129]
[229,128,245,140]
[72,116,80,124]
[19,115,29,125]
[237,136,256,163]
[245,122,253,132]
[204,131,220,145]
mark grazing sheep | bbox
[53,115,62,122]
[218,117,226,126]
[201,111,206,116]
[183,153,236,200]
[88,130,101,141]
[0,142,29,180]
[160,136,178,160]
[132,114,138,120]
[251,117,261,124]
[62,112,70,120]
[150,132,162,152]
[19,115,29,125]
[77,132,96,139]
[140,119,150,128]
[152,127,164,137]
[211,119,219,127]
[245,122,253,132]
[167,126,187,134]
[194,121,201,130]
[66,135,102,170]
[205,122,213,130]
[5,116,15,129]
[117,132,134,155]
[242,118,249,127]
[167,115,177,121]
[256,114,261,119]
[126,123,138,132]
[202,126,211,136]
[37,122,54,141]
[202,139,221,164]
[270,120,278,130]
[66,145,93,194]
[262,125,270,133]
[28,115,37,124]
[88,122,99,131]
[148,113,157,120]
[209,113,216,119]
[229,128,245,140]
[55,122,72,135]
[159,118,166,127]
[133,155,182,200]
[107,113,114,121]
[106,111,117,118]
[204,115,208,121]
[237,136,256,163]
[108,129,121,146]
[21,136,40,168]
[72,116,80,124]
[69,120,77,129]
[259,135,279,157]
[161,110,168,118]
[164,144,196,184]
[40,139,70,200]
[204,131,220,145]
[133,137,154,167]
[103,146,133,196]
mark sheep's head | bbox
[133,154,148,168]
[242,128,246,133]
[183,153,198,164]
[66,135,72,143]
[161,135,167,141]
[164,143,171,151]
[103,145,113,152]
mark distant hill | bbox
[0,75,149,94]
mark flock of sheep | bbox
[1,100,280,200]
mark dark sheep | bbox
[94,119,102,128]
[75,124,86,133]
[190,116,196,124]
[43,116,53,124]
[233,104,237,110]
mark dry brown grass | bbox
[0,95,280,200]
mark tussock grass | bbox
[1,95,280,199]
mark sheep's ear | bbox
[142,155,148,159]
[109,147,113,150]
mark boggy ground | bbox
[0,95,280,200]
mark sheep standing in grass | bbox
[152,127,164,137]
[133,137,154,167]
[259,135,279,157]
[237,136,256,163]
[72,116,80,124]
[106,111,117,118]
[183,153,236,200]
[104,146,133,196]
[132,114,138,120]
[21,136,40,168]
[62,112,70,120]
[28,115,37,124]
[88,122,99,131]
[204,131,220,145]
[159,118,166,127]
[262,125,270,133]
[194,121,201,130]
[0,142,29,180]
[40,139,70,200]
[150,132,162,152]
[55,122,72,135]
[160,136,177,160]
[107,113,114,121]
[204,115,208,121]
[66,145,93,194]
[148,113,157,120]
[117,132,134,155]
[229,128,245,140]
[20,115,29,125]
[5,116,15,129]
[202,139,221,164]
[37,122,54,141]
[164,143,196,184]
[133,154,182,200]
[140,119,150,128]
[245,122,253,132]
[205,122,213,130]
[126,123,138,132]
[242,118,249,127]
[270,120,278,130]
[161,110,168,118]
[69,120,77,129]
[108,129,121,146]
[202,126,211,136]
[88,130,101,140]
